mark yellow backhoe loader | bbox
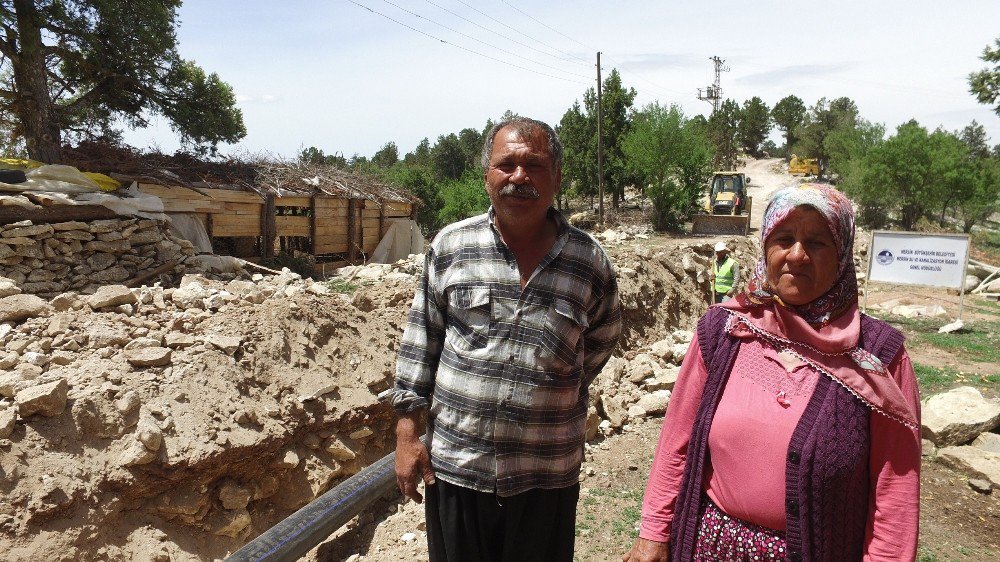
[691,171,752,235]
[788,155,820,176]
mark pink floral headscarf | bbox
[746,183,857,326]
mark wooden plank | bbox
[213,213,260,226]
[213,224,260,237]
[0,204,119,225]
[213,216,262,237]
[383,201,410,214]
[223,202,263,215]
[138,183,211,201]
[200,188,264,204]
[315,224,351,236]
[314,198,350,208]
[361,209,380,218]
[275,215,311,237]
[314,217,379,228]
[315,242,349,254]
[159,201,222,213]
[275,196,312,207]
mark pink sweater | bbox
[639,310,921,561]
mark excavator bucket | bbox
[691,213,750,235]
[691,193,752,235]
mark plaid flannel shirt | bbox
[391,208,622,497]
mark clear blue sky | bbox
[123,0,1000,159]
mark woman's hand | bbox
[622,537,669,562]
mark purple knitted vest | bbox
[669,307,905,562]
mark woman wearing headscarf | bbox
[623,184,921,562]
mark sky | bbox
[123,0,1000,160]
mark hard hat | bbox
[714,242,728,252]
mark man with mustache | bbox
[391,117,622,561]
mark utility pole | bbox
[596,51,604,223]
[696,56,729,114]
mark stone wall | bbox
[0,218,197,297]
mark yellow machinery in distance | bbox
[788,155,820,176]
[691,171,752,235]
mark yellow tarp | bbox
[0,159,121,191]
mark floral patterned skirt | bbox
[693,495,789,561]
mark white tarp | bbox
[74,182,168,220]
[370,219,425,264]
[167,213,213,253]
[867,231,970,289]
[0,164,101,193]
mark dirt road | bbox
[741,157,793,233]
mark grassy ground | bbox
[868,302,1000,396]
[970,224,1000,265]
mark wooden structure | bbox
[36,144,423,267]
[135,182,415,263]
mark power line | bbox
[346,0,590,86]
[496,1,691,101]
[454,0,591,67]
[423,0,591,71]
[379,0,592,81]
[498,0,590,53]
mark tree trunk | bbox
[11,0,63,163]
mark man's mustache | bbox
[498,183,540,199]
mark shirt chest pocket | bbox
[447,286,492,352]
[537,298,589,374]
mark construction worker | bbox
[710,241,740,304]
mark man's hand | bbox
[622,537,669,562]
[395,412,436,503]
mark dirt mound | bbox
[0,223,741,561]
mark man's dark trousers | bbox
[425,479,580,562]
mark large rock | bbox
[165,333,196,349]
[0,276,20,298]
[171,282,211,309]
[648,339,674,363]
[204,334,242,355]
[119,438,158,466]
[646,366,680,391]
[936,446,1000,490]
[15,378,69,417]
[2,222,53,238]
[585,405,601,441]
[627,390,671,419]
[922,386,1000,447]
[125,347,172,367]
[218,481,252,511]
[626,353,658,384]
[972,432,1000,455]
[87,285,137,310]
[325,437,358,462]
[671,330,694,344]
[0,293,52,322]
[0,405,15,438]
[135,413,164,451]
[670,343,690,364]
[602,395,629,429]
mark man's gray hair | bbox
[480,117,563,171]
